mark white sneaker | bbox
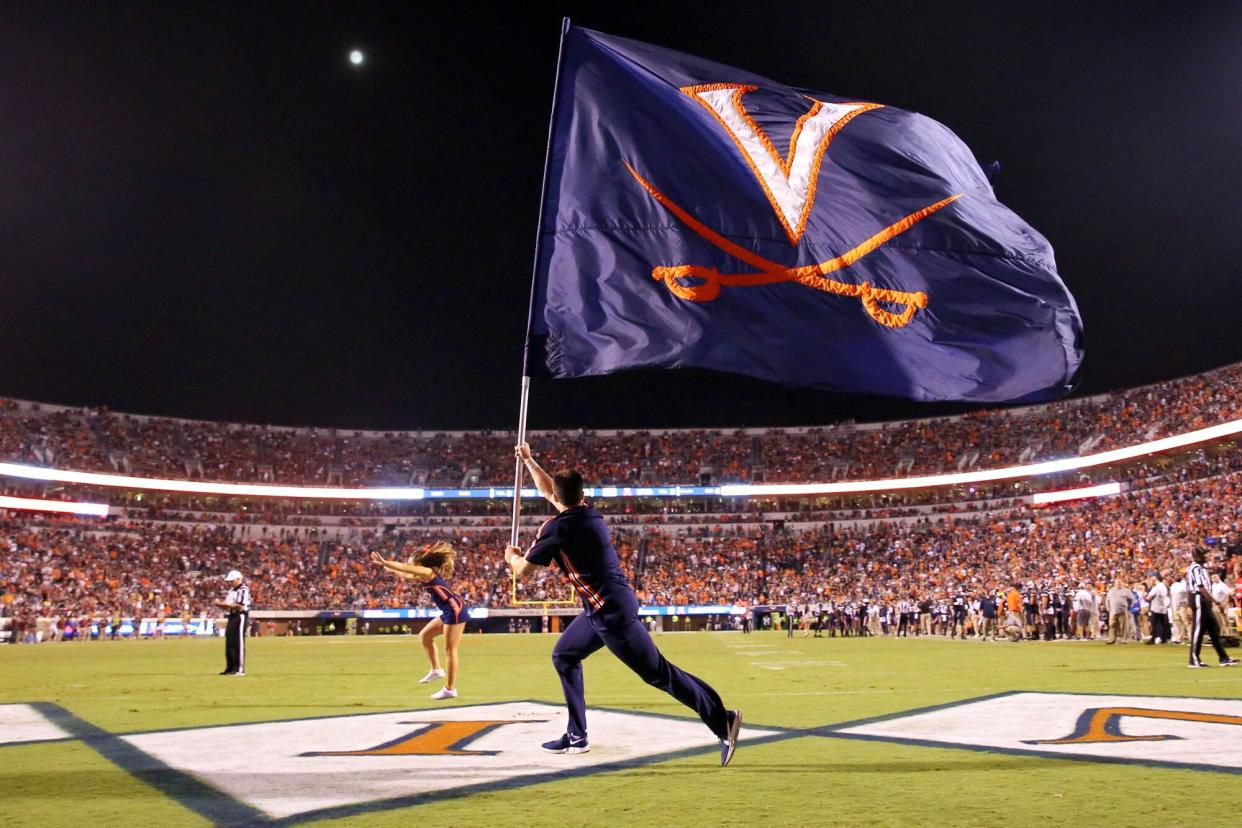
[418,669,446,684]
[430,687,458,700]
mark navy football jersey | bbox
[525,505,638,617]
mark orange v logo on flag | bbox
[626,83,960,327]
[682,84,881,246]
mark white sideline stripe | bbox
[731,646,792,652]
[2,417,1240,500]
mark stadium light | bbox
[718,416,1242,497]
[0,463,424,500]
[0,495,109,517]
[1031,481,1122,506]
[0,415,1238,500]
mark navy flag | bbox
[526,26,1083,402]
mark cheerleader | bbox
[370,541,466,699]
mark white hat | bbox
[225,570,243,581]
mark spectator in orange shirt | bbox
[1003,584,1024,641]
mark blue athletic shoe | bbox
[720,710,742,767]
[541,733,589,754]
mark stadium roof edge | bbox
[1,417,1238,500]
[2,358,1240,438]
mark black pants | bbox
[552,611,728,740]
[1189,599,1228,666]
[225,613,247,673]
[953,612,967,638]
[1025,610,1040,638]
[1149,611,1171,643]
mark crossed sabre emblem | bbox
[625,84,963,329]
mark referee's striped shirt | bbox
[1184,562,1211,605]
[227,584,252,615]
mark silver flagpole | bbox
[511,16,572,550]
[509,375,531,547]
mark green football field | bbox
[2,631,1239,827]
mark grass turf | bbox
[1,631,1239,826]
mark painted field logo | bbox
[828,693,1242,774]
[1029,707,1242,746]
[106,702,780,822]
[302,719,524,757]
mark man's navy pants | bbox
[552,610,728,740]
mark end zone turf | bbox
[1,633,1238,827]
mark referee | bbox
[215,570,251,676]
[1185,548,1238,669]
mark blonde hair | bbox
[407,540,457,579]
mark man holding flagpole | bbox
[500,18,1083,766]
[504,442,742,766]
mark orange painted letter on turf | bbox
[1029,707,1242,745]
[303,720,525,757]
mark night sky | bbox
[3,2,1241,432]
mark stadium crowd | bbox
[1,361,1241,489]
[4,360,1242,642]
[4,467,1239,640]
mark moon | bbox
[349,49,365,66]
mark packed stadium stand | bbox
[3,361,1240,488]
[2,361,1241,640]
